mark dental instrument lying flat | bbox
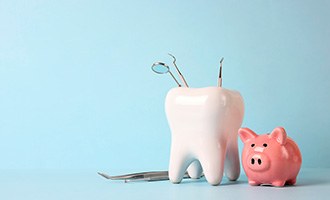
[218,57,224,87]
[98,171,191,182]
[151,62,181,87]
[168,53,189,87]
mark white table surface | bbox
[1,168,329,200]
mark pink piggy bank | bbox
[239,127,302,187]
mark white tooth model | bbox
[165,87,244,185]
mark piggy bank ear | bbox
[238,128,258,143]
[269,127,287,145]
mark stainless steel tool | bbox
[168,53,189,87]
[151,62,182,87]
[151,53,189,87]
[218,57,224,87]
[98,171,192,182]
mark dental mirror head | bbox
[151,62,181,87]
[151,62,170,74]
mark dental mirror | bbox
[151,62,181,87]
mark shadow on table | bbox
[296,177,330,187]
[178,177,246,186]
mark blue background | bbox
[1,0,329,172]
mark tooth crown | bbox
[165,87,244,185]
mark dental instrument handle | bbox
[218,57,224,87]
[169,71,182,87]
[168,53,189,87]
[179,73,189,88]
[218,78,222,87]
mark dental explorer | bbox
[168,53,189,87]
[218,57,224,87]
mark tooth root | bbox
[187,160,203,179]
[168,132,238,185]
[169,149,193,184]
[224,135,241,181]
[198,144,227,186]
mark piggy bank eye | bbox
[251,144,255,147]
[263,143,268,147]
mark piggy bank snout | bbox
[247,153,270,171]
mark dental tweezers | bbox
[98,171,191,182]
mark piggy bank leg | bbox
[198,143,226,186]
[224,134,240,181]
[248,180,261,186]
[272,180,286,187]
[286,178,297,185]
[187,160,203,179]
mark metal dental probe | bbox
[168,53,189,87]
[218,57,224,87]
